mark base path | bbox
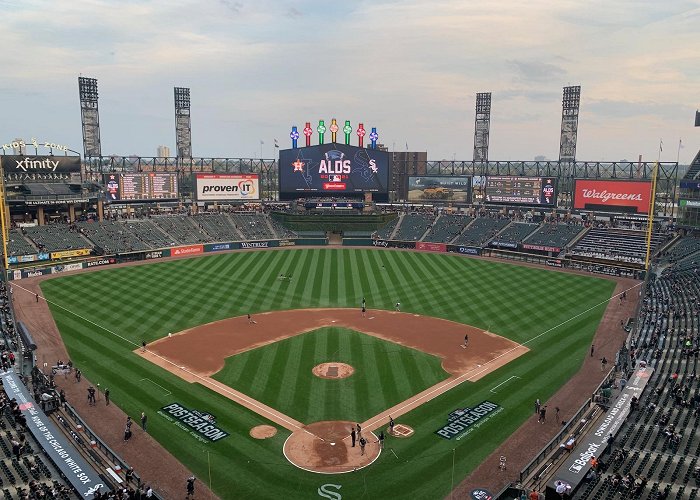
[140,309,528,433]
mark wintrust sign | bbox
[573,180,652,214]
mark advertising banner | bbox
[240,241,279,249]
[279,143,389,198]
[145,249,171,259]
[449,246,481,255]
[678,199,700,208]
[416,242,447,252]
[573,179,652,214]
[50,249,91,260]
[7,253,50,264]
[204,243,234,252]
[51,263,83,274]
[546,259,564,268]
[22,268,52,278]
[489,241,519,249]
[195,174,259,201]
[550,363,653,493]
[85,258,117,268]
[522,243,561,253]
[0,372,105,497]
[171,245,203,257]
[1,155,81,176]
[407,176,471,203]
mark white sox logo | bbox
[317,483,342,500]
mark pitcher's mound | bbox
[283,421,380,473]
[312,362,354,379]
[250,425,277,439]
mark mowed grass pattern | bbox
[213,327,449,423]
[39,249,618,500]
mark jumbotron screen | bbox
[104,173,179,202]
[278,143,389,199]
[484,176,557,206]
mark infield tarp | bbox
[1,371,106,497]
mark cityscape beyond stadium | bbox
[1,2,700,499]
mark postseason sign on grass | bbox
[435,400,502,440]
[159,403,229,442]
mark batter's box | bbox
[390,424,414,438]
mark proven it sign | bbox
[573,179,652,214]
[195,173,259,201]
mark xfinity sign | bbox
[1,155,81,177]
[195,174,259,201]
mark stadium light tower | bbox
[78,77,102,158]
[559,85,581,207]
[473,93,491,165]
[174,87,192,159]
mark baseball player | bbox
[361,305,366,318]
[462,334,469,349]
[395,302,401,312]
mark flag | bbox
[274,139,279,148]
[695,110,700,127]
[405,141,409,151]
[659,139,663,152]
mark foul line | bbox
[490,375,521,393]
[140,378,172,396]
[13,283,316,440]
[16,281,640,441]
[362,282,642,429]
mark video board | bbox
[194,174,259,201]
[104,173,178,202]
[279,143,389,200]
[573,179,652,214]
[484,176,557,206]
[407,176,471,203]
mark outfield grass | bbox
[40,248,617,499]
[212,326,450,423]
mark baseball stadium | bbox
[0,80,699,500]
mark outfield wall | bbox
[6,238,329,280]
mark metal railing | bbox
[62,403,163,499]
[519,397,593,483]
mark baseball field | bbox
[37,248,616,499]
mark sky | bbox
[0,0,699,163]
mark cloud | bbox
[219,0,243,14]
[0,0,698,163]
[507,60,567,83]
[286,6,302,18]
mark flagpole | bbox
[676,138,682,164]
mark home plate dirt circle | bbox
[249,425,277,439]
[283,421,380,473]
[312,362,354,379]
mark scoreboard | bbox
[484,176,557,206]
[104,173,179,202]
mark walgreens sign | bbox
[573,180,652,214]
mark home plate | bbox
[330,442,336,446]
[331,320,336,323]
